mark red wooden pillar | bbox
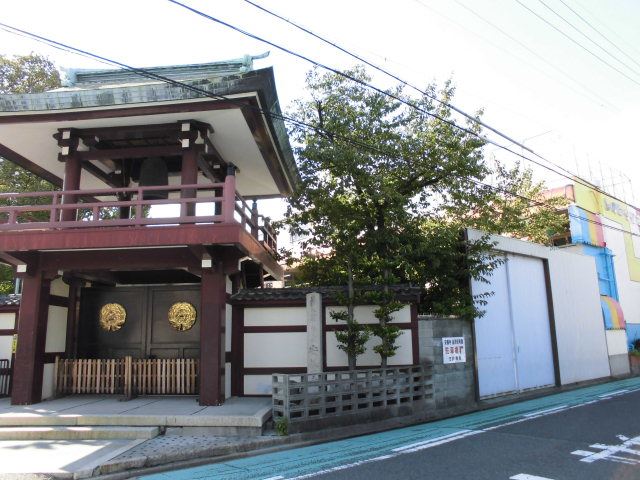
[199,268,226,405]
[181,148,198,217]
[11,272,51,405]
[60,154,81,222]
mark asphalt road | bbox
[317,389,640,480]
[143,377,640,480]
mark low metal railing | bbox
[272,366,434,424]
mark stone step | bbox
[0,425,160,440]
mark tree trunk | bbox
[348,354,356,371]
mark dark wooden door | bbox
[78,285,200,359]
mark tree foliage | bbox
[282,67,565,362]
[0,53,61,293]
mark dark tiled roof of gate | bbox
[0,294,21,306]
[230,285,422,303]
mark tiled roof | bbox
[230,285,422,303]
[0,294,20,306]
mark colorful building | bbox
[550,182,640,375]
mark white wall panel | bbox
[244,332,307,368]
[0,336,12,361]
[549,250,611,384]
[244,374,272,395]
[473,258,518,397]
[326,305,410,325]
[325,329,413,367]
[508,254,555,391]
[606,329,629,356]
[41,363,54,400]
[0,312,15,330]
[244,307,306,326]
[45,306,67,353]
[50,278,69,297]
[469,229,613,387]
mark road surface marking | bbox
[510,474,556,480]
[522,405,568,417]
[597,389,628,398]
[392,430,475,452]
[571,433,640,465]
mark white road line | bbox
[510,474,556,480]
[396,430,483,453]
[571,450,594,457]
[523,405,568,417]
[598,389,628,398]
[392,430,474,452]
[262,477,285,480]
[509,473,553,480]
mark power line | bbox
[242,0,535,154]
[514,0,640,87]
[560,0,640,63]
[168,0,638,210]
[0,22,637,241]
[536,0,640,77]
[446,0,616,109]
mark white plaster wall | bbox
[0,312,15,330]
[45,306,67,353]
[548,249,611,384]
[244,374,272,395]
[602,218,640,326]
[244,332,307,368]
[226,276,233,295]
[326,305,410,325]
[606,330,629,356]
[467,229,612,385]
[49,278,69,297]
[244,307,306,326]
[41,363,54,400]
[0,336,12,361]
[325,329,413,367]
[225,304,232,352]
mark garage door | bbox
[473,253,556,398]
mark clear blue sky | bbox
[2,0,639,208]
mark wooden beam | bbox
[74,145,183,161]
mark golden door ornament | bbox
[168,302,197,331]
[99,303,126,332]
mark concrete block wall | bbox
[418,315,476,410]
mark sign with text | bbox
[442,337,465,364]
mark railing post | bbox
[223,165,237,224]
[124,355,132,400]
[54,355,59,396]
[251,200,259,238]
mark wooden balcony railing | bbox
[0,176,277,253]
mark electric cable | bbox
[515,0,640,87]
[167,0,639,209]
[0,22,638,240]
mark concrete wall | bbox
[418,315,475,410]
[467,229,613,388]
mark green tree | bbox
[0,53,61,293]
[283,67,564,364]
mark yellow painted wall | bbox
[573,183,640,282]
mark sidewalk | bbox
[2,375,639,480]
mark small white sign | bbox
[442,337,465,364]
